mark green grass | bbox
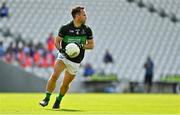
[0,93,180,114]
[161,75,180,82]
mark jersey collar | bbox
[70,21,84,29]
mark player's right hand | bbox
[74,42,83,49]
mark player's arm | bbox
[56,25,66,51]
[83,27,94,49]
[83,39,94,49]
[55,36,63,50]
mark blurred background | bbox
[0,0,180,93]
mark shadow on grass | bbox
[45,108,85,112]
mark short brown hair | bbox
[71,6,84,19]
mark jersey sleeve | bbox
[86,27,93,40]
[58,26,66,38]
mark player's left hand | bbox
[59,48,70,58]
[59,48,66,53]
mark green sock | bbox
[45,92,51,101]
[57,94,64,102]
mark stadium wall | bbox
[0,61,47,92]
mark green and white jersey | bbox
[58,21,93,63]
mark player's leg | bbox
[53,70,75,109]
[147,76,153,93]
[39,60,66,107]
[46,60,66,92]
[144,75,149,93]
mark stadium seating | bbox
[1,0,180,82]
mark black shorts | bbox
[144,74,153,85]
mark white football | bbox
[65,43,80,58]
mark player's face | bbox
[79,9,87,24]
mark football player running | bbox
[39,6,94,109]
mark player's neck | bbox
[73,20,82,28]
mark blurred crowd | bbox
[0,1,56,69]
[0,33,56,68]
[0,1,116,78]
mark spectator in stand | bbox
[6,42,14,54]
[46,33,55,52]
[101,50,114,75]
[33,48,41,66]
[0,2,9,18]
[83,63,95,77]
[46,50,55,67]
[17,49,25,67]
[28,40,35,58]
[4,42,16,63]
[23,43,30,56]
[24,52,33,68]
[39,52,48,68]
[0,41,5,58]
[103,50,113,64]
[16,40,25,66]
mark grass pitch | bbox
[0,93,179,115]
